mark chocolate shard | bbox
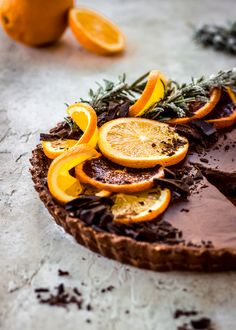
[153,177,190,198]
[40,133,61,141]
[190,119,217,137]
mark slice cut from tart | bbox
[75,156,164,193]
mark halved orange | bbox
[98,118,189,168]
[69,7,125,55]
[75,156,164,193]
[167,88,221,125]
[42,139,78,159]
[206,87,236,129]
[112,187,171,223]
[67,102,98,148]
[129,70,168,117]
[47,144,100,204]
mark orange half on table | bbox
[129,70,168,117]
[69,7,125,55]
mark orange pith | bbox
[206,87,236,129]
[69,7,125,55]
[129,70,168,117]
[47,144,100,204]
[167,88,221,125]
[98,117,189,168]
[112,187,171,224]
[75,157,165,193]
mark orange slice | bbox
[47,144,100,204]
[75,156,164,193]
[129,70,168,117]
[206,87,236,129]
[42,139,78,160]
[98,118,189,168]
[67,102,98,148]
[167,88,221,125]
[112,187,171,224]
[69,7,125,55]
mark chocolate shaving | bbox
[154,177,190,199]
[58,269,70,276]
[190,119,217,137]
[98,100,130,126]
[174,310,198,319]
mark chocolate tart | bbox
[30,121,236,271]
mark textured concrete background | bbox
[1,0,236,329]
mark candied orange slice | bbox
[112,187,171,223]
[42,139,78,160]
[69,7,125,55]
[129,70,168,117]
[47,144,100,204]
[98,118,189,168]
[206,87,236,129]
[167,88,221,125]
[75,156,164,193]
[67,102,98,148]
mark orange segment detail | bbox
[47,144,100,204]
[129,70,168,117]
[69,7,125,55]
[167,88,221,125]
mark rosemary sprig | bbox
[144,69,236,119]
[81,68,236,123]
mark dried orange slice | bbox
[69,7,125,55]
[206,87,236,129]
[75,156,164,193]
[98,118,189,168]
[167,88,221,125]
[42,139,78,159]
[112,187,171,223]
[67,103,98,148]
[47,144,100,204]
[67,102,98,148]
[42,103,98,159]
[129,70,168,117]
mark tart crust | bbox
[30,143,236,272]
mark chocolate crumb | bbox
[174,309,198,319]
[191,317,211,329]
[35,288,49,293]
[180,208,189,213]
[200,158,209,163]
[58,269,70,276]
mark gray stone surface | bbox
[1,0,236,329]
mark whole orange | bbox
[0,0,74,46]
